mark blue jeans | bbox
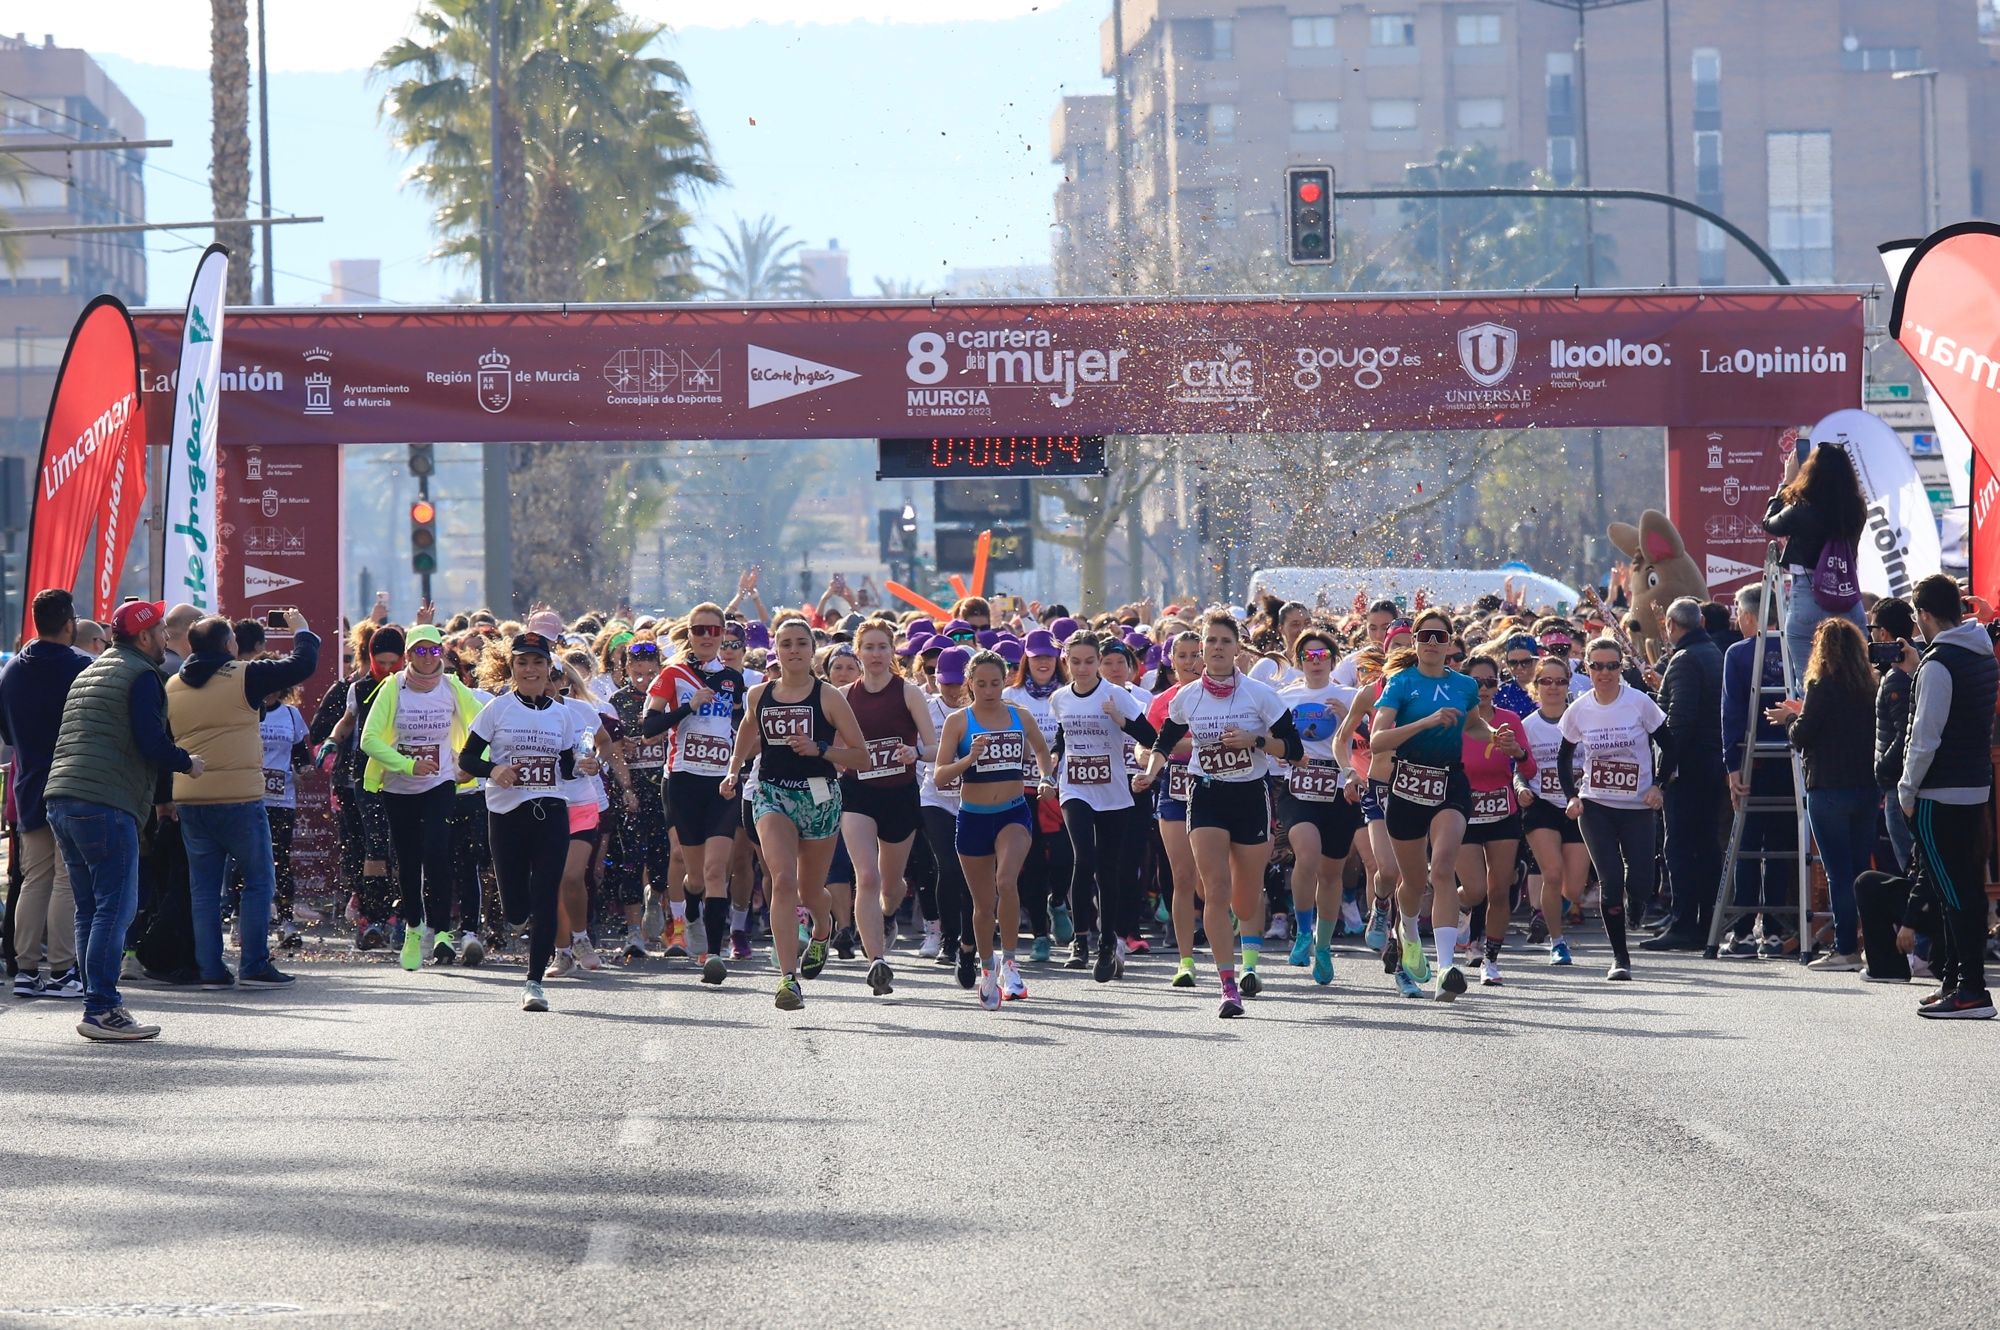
[1883,797,1915,876]
[46,798,141,1017]
[1806,785,1878,955]
[1782,583,1866,691]
[180,800,276,980]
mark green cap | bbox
[407,624,445,648]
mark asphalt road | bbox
[3,930,1997,1330]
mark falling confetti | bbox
[747,117,756,125]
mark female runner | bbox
[1456,650,1534,987]
[1140,611,1303,1019]
[1098,639,1157,955]
[1004,632,1073,962]
[1518,656,1589,965]
[1134,630,1204,987]
[1276,627,1360,987]
[839,620,938,997]
[1333,646,1399,951]
[719,618,872,1011]
[920,647,977,985]
[933,650,1058,1010]
[548,654,636,977]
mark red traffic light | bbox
[410,499,436,525]
[1295,180,1323,204]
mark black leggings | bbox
[386,784,456,931]
[922,804,972,951]
[1063,800,1134,947]
[448,789,489,931]
[1020,816,1072,938]
[1579,800,1656,964]
[489,799,569,982]
[267,807,296,919]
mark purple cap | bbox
[1049,616,1081,643]
[920,636,947,655]
[745,622,771,651]
[1023,629,1060,658]
[935,645,971,685]
[897,631,933,656]
[975,629,1000,648]
[995,639,1025,665]
[1145,645,1163,671]
[1123,630,1151,653]
[906,618,937,639]
[941,618,974,639]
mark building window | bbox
[1371,14,1417,46]
[1768,129,1834,283]
[1174,103,1209,144]
[1456,14,1501,46]
[1546,52,1575,123]
[1291,15,1335,49]
[1212,18,1234,60]
[1697,220,1726,285]
[1457,98,1505,130]
[1547,134,1576,185]
[1211,103,1236,142]
[1840,44,1922,72]
[1214,186,1238,229]
[1694,130,1722,197]
[1292,100,1341,133]
[1371,99,1420,131]
[1074,142,1103,178]
[1692,47,1721,127]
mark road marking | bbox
[1915,1209,2000,1224]
[580,1222,631,1269]
[617,1111,657,1148]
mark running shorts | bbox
[669,770,741,845]
[1521,797,1585,843]
[1276,789,1362,859]
[955,798,1034,857]
[1186,777,1271,846]
[1360,777,1390,824]
[840,778,921,844]
[1461,811,1523,846]
[1385,764,1471,842]
[751,778,842,841]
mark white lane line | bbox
[580,1221,631,1269]
[617,1111,657,1148]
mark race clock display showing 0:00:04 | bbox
[877,435,1108,479]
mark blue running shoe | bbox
[1549,939,1575,967]
[1030,935,1052,963]
[1311,944,1334,986]
[1288,931,1313,967]
[1394,968,1424,998]
[1051,904,1075,946]
[1364,904,1391,953]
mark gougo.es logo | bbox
[1291,345,1415,392]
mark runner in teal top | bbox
[1373,666,1480,767]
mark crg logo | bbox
[1173,341,1261,403]
[1457,323,1517,387]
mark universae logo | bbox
[1456,323,1517,387]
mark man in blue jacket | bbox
[0,589,93,996]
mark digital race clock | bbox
[876,435,1109,480]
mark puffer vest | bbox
[43,643,166,823]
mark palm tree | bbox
[696,214,807,301]
[210,0,253,303]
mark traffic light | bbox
[410,498,438,576]
[407,443,435,478]
[1284,165,1335,266]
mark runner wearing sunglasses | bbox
[1333,646,1401,952]
[1370,609,1510,1001]
[1134,630,1205,986]
[1276,629,1359,986]
[1518,658,1589,964]
[1457,650,1534,986]
[610,633,671,959]
[1494,634,1539,719]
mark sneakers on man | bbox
[199,969,236,991]
[1917,990,1996,1019]
[240,964,296,988]
[13,971,38,998]
[1806,951,1862,972]
[43,969,84,1000]
[78,1007,160,1041]
[999,958,1028,1001]
[730,928,753,960]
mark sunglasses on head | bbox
[409,644,443,659]
[628,642,660,658]
[1587,659,1622,672]
[689,624,722,638]
[1415,628,1451,644]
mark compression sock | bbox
[1240,939,1261,971]
[1434,925,1459,972]
[1467,900,1487,939]
[1399,911,1420,944]
[729,906,749,933]
[1484,935,1504,961]
[1315,913,1335,947]
[1294,907,1316,940]
[702,895,730,954]
[669,901,686,922]
[1218,965,1236,984]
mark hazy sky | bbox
[39,1,1102,305]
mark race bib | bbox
[1470,786,1513,824]
[630,738,668,770]
[761,705,815,744]
[263,768,288,799]
[680,731,733,772]
[1589,758,1642,795]
[1538,767,1565,798]
[397,742,440,772]
[514,754,558,791]
[1391,761,1449,807]
[934,767,963,794]
[973,730,1025,776]
[1167,764,1195,803]
[1066,752,1113,786]
[1197,742,1256,777]
[858,736,909,781]
[1288,761,1343,802]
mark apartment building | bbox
[1050,0,2000,292]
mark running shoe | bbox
[882,919,898,952]
[1093,944,1118,983]
[1720,936,1760,959]
[1364,904,1391,953]
[199,969,236,991]
[775,976,805,1011]
[833,925,859,960]
[1339,900,1364,936]
[1265,912,1290,941]
[1379,936,1402,975]
[43,969,84,999]
[978,966,1001,1010]
[1000,958,1028,1001]
[665,919,689,958]
[77,1007,160,1041]
[1548,939,1574,967]
[867,958,895,996]
[1399,937,1432,985]
[520,981,548,1012]
[1435,964,1467,1002]
[918,922,943,959]
[1030,935,1052,964]
[399,926,424,972]
[431,930,457,967]
[277,921,302,951]
[1605,961,1633,982]
[1916,990,1996,1019]
[1806,951,1861,972]
[547,949,576,980]
[730,929,753,960]
[1288,931,1313,967]
[933,940,955,967]
[701,953,728,986]
[1526,911,1549,945]
[1394,969,1424,998]
[622,927,648,961]
[119,950,143,982]
[1051,904,1075,945]
[239,964,295,988]
[1311,944,1334,987]
[1066,936,1090,969]
[801,934,831,980]
[459,931,486,968]
[1155,899,1170,925]
[1171,959,1196,989]
[1218,976,1245,1018]
[13,971,37,998]
[1123,935,1150,956]
[1758,933,1798,959]
[572,937,603,971]
[1480,958,1503,987]
[956,947,979,990]
[1239,967,1263,998]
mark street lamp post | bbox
[1892,69,1942,234]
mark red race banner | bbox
[1887,223,2000,598]
[23,296,143,634]
[1664,426,1794,596]
[130,291,1862,446]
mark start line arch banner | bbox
[129,289,1864,445]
